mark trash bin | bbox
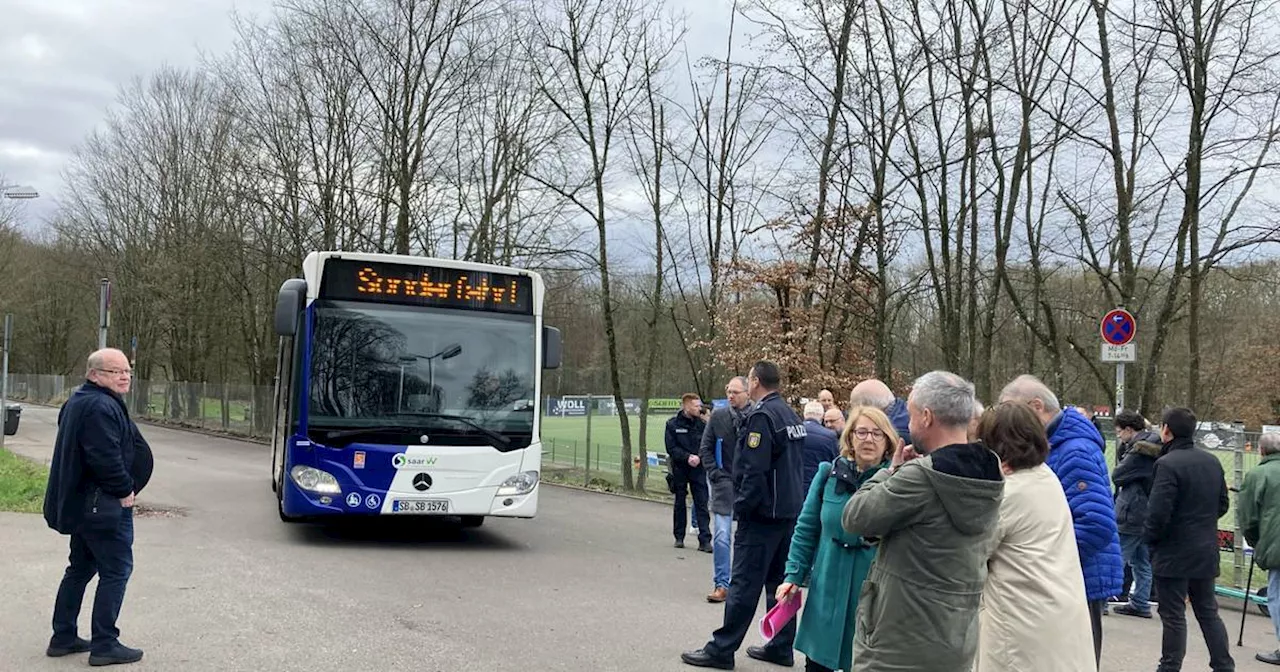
[4,404,20,436]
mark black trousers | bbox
[671,466,710,545]
[1122,563,1133,598]
[1088,599,1104,669]
[704,517,795,658]
[1155,576,1234,672]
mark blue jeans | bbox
[1120,533,1152,612]
[51,507,135,653]
[712,513,733,589]
[1269,569,1280,642]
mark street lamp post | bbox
[0,184,36,436]
[0,184,39,200]
[394,344,463,412]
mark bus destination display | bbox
[319,258,533,314]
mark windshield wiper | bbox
[320,424,428,441]
[392,412,511,448]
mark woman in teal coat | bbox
[776,405,899,672]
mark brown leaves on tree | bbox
[703,208,886,400]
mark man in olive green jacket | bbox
[842,371,1004,672]
[1239,432,1280,665]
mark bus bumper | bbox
[281,476,539,518]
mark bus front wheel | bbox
[460,515,484,528]
[276,471,300,523]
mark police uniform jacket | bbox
[665,411,706,473]
[734,391,805,522]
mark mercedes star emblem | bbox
[419,435,430,444]
[412,472,433,491]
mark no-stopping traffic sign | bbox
[1101,308,1136,346]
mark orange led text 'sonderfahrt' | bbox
[354,267,518,304]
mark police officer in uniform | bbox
[666,393,711,551]
[681,360,805,669]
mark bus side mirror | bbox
[542,325,562,369]
[274,279,307,336]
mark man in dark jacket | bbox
[800,400,838,494]
[1111,439,1161,618]
[1114,409,1160,466]
[666,393,711,552]
[698,376,751,603]
[682,361,805,669]
[43,348,153,667]
[1144,407,1234,672]
[1112,409,1160,601]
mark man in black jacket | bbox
[800,400,838,494]
[682,361,805,669]
[1115,410,1161,466]
[667,393,711,552]
[1112,409,1160,602]
[1112,439,1161,618]
[43,348,153,667]
[1144,407,1234,672]
[698,376,751,603]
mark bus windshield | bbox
[306,300,536,447]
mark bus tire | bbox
[276,473,300,523]
[460,515,484,528]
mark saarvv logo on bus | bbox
[392,454,438,469]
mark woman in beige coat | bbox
[975,402,1095,672]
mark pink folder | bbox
[759,589,803,641]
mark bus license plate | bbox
[392,499,450,514]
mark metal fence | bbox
[6,374,275,438]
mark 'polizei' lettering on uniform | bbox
[785,424,808,440]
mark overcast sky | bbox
[0,0,736,227]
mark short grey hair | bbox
[972,399,985,419]
[1261,432,1280,456]
[849,379,895,411]
[727,376,748,391]
[803,401,824,420]
[909,371,976,428]
[998,374,1061,414]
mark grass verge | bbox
[0,447,48,513]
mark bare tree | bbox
[526,0,681,490]
[1153,0,1280,409]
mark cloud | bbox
[0,0,277,221]
[0,0,735,230]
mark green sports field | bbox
[540,414,674,474]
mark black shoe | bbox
[674,540,685,549]
[698,542,713,553]
[46,637,91,657]
[1113,604,1152,619]
[681,648,734,669]
[746,645,794,667]
[88,644,144,667]
[1257,650,1280,665]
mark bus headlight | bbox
[291,465,342,494]
[497,471,539,496]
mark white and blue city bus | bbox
[270,252,561,526]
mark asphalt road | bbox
[2,405,1278,671]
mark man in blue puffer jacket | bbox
[1001,375,1123,669]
